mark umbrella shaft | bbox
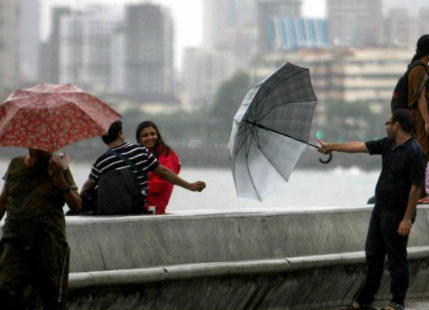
[244,121,319,149]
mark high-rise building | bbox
[252,48,412,139]
[254,48,412,106]
[58,13,83,85]
[124,3,175,99]
[269,17,328,51]
[59,7,121,88]
[19,0,40,81]
[40,7,71,83]
[327,0,382,47]
[383,0,429,16]
[257,0,302,52]
[203,0,257,50]
[201,0,258,76]
[383,8,419,48]
[0,0,20,88]
[110,27,126,94]
[182,47,235,110]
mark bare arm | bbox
[63,188,81,212]
[81,178,95,194]
[317,139,368,154]
[49,165,81,212]
[397,184,421,236]
[417,87,429,134]
[0,185,6,221]
[153,164,205,192]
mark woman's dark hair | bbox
[410,34,429,63]
[392,109,413,134]
[135,120,170,157]
[102,120,122,144]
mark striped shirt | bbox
[89,142,159,196]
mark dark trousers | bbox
[354,208,409,306]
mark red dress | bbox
[146,146,180,214]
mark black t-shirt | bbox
[365,137,425,216]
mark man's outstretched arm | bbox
[317,139,369,154]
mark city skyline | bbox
[2,0,429,108]
[41,0,326,47]
[40,0,429,66]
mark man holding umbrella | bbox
[317,109,425,310]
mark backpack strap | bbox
[106,148,145,181]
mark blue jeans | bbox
[354,208,409,306]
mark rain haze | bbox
[1,0,429,209]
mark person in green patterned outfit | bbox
[0,149,81,310]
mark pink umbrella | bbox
[0,84,121,152]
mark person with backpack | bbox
[392,34,429,203]
[81,120,206,215]
[409,35,429,202]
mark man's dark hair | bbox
[392,109,413,133]
[102,120,122,144]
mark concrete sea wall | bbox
[62,206,429,310]
[2,206,429,309]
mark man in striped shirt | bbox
[81,121,206,212]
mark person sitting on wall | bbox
[135,121,180,214]
[81,120,205,215]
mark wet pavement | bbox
[400,301,427,310]
[371,300,428,310]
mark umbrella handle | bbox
[319,152,332,164]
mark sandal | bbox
[381,303,404,310]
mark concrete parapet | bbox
[65,206,429,273]
[68,246,429,289]
[4,206,429,309]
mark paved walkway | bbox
[403,301,427,310]
[370,300,428,310]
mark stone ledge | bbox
[69,245,429,289]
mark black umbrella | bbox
[229,63,331,201]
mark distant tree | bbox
[210,71,251,121]
[316,100,388,141]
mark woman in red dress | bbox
[136,121,181,214]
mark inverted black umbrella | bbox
[228,62,331,201]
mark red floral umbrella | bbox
[0,84,122,152]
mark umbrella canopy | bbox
[0,83,121,152]
[229,63,329,201]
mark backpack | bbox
[391,62,428,112]
[96,168,145,215]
